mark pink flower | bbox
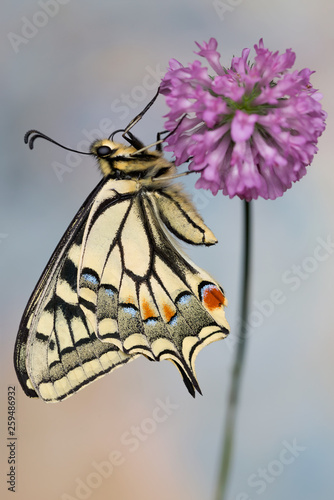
[160,39,327,201]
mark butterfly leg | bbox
[136,114,188,153]
[130,117,189,156]
[155,130,170,152]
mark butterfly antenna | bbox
[111,87,171,152]
[24,130,90,155]
[122,86,161,137]
[109,128,125,141]
[109,128,145,150]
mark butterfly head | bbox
[91,139,136,176]
[91,138,174,181]
[24,129,175,183]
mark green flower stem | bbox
[214,200,252,500]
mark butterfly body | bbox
[15,136,229,402]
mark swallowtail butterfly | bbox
[14,90,229,402]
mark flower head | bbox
[160,39,327,201]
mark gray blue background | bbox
[1,1,333,499]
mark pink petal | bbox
[231,111,258,142]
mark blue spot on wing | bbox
[82,273,99,285]
[105,288,115,297]
[121,305,138,317]
[144,317,159,326]
[177,293,192,305]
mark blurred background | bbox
[1,1,333,499]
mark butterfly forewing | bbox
[16,210,135,402]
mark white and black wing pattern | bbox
[14,178,134,402]
[76,178,229,398]
[15,135,229,402]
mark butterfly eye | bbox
[96,145,113,157]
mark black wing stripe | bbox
[14,177,108,396]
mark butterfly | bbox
[14,90,229,402]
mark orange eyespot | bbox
[201,284,226,311]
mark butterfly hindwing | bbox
[74,179,229,396]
